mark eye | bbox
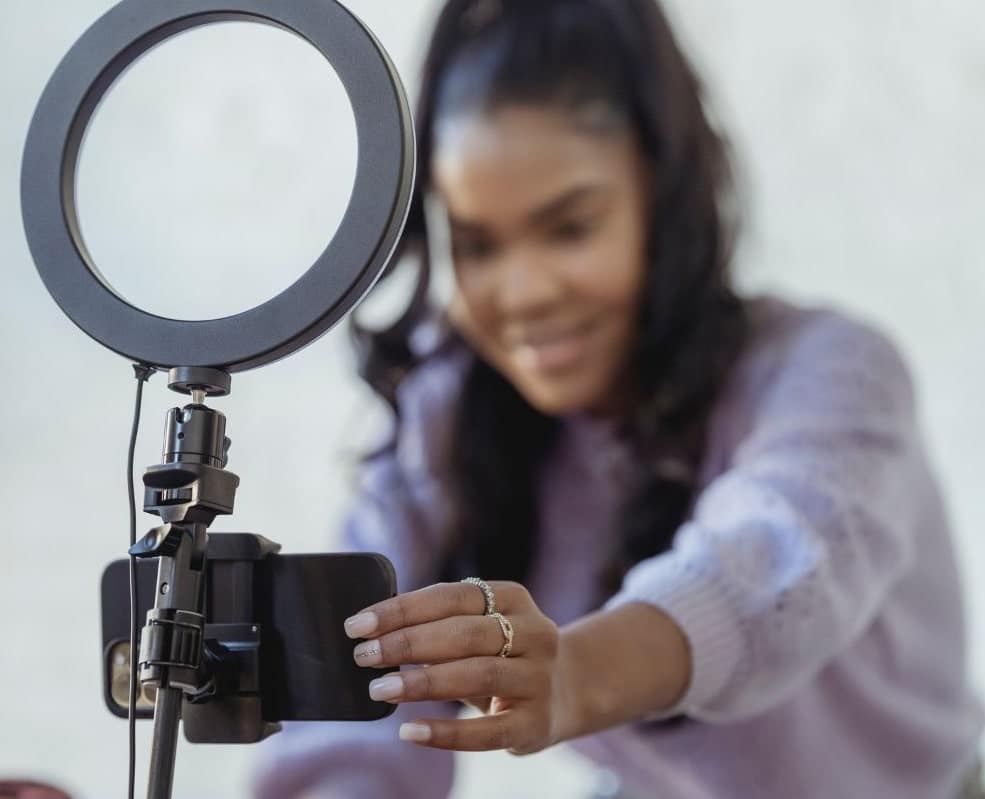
[549,216,597,243]
[452,235,496,263]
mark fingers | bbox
[460,697,493,714]
[398,711,549,754]
[353,613,530,667]
[367,657,543,704]
[345,581,529,640]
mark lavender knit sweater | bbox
[252,297,983,799]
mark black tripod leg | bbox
[147,686,182,799]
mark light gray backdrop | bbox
[1,1,982,797]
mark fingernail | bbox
[369,675,404,701]
[399,723,432,743]
[353,639,382,667]
[344,612,378,639]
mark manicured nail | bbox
[369,675,403,701]
[344,612,378,639]
[353,639,382,667]
[399,723,432,743]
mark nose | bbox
[495,249,563,317]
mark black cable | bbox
[128,364,154,799]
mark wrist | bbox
[554,603,693,741]
[552,630,588,744]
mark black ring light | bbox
[21,0,415,372]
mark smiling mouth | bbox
[512,320,597,372]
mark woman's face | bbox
[432,105,651,417]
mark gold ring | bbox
[489,612,514,658]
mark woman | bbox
[254,1,984,796]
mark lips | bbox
[510,320,597,372]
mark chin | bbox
[518,379,608,418]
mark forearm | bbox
[556,601,692,742]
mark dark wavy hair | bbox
[352,0,748,603]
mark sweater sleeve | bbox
[252,356,465,798]
[604,314,920,723]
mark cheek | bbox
[606,222,649,314]
[447,276,498,351]
[569,234,647,316]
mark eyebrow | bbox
[448,184,609,233]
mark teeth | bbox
[514,325,591,371]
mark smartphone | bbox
[100,545,398,728]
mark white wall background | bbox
[1,1,982,797]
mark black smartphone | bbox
[100,546,398,727]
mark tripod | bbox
[130,366,279,799]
